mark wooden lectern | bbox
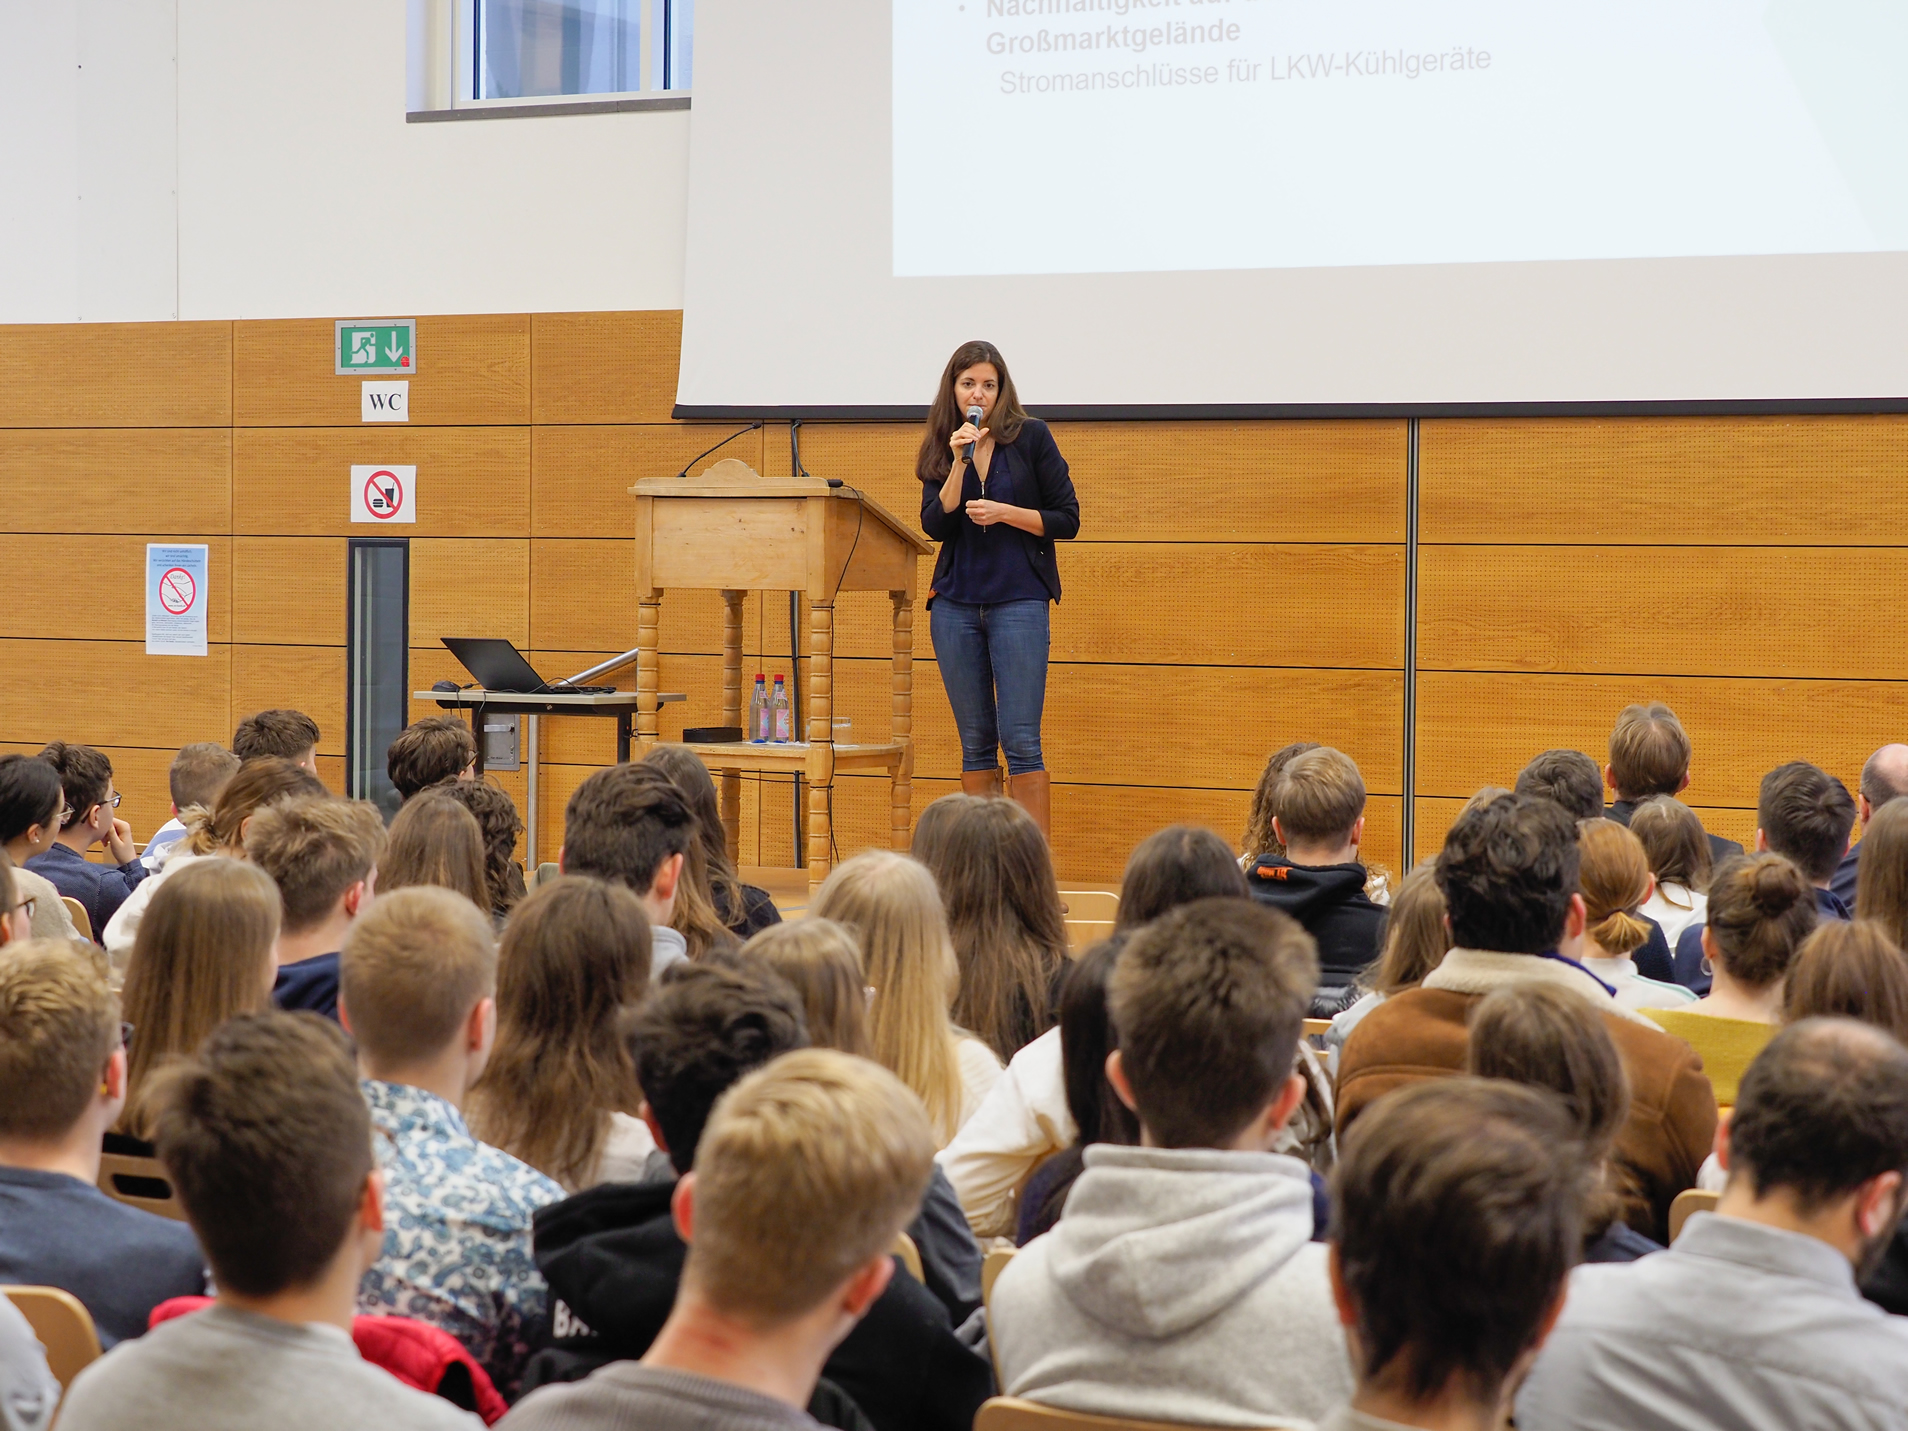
[630,460,934,895]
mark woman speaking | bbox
[917,340,1080,840]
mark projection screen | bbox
[675,0,1908,416]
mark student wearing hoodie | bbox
[1246,748,1385,1014]
[524,965,992,1431]
[990,897,1354,1426]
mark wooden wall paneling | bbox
[1420,416,1908,545]
[312,754,345,796]
[231,538,348,646]
[530,423,772,538]
[0,742,183,848]
[0,640,230,755]
[529,539,749,654]
[0,430,232,533]
[233,316,530,426]
[232,428,531,536]
[530,312,684,425]
[410,539,530,650]
[1417,545,1897,680]
[1415,670,1908,812]
[0,322,232,427]
[1414,796,1757,871]
[0,536,230,643]
[232,645,347,757]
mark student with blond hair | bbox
[504,1051,940,1431]
[247,795,386,1021]
[810,850,1000,1146]
[736,918,871,1057]
[467,876,656,1191]
[1325,858,1453,1065]
[342,887,563,1399]
[377,791,490,911]
[140,741,240,873]
[115,858,282,1143]
[1576,819,1696,1013]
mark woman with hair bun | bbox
[1644,852,1817,1104]
[1576,819,1696,1013]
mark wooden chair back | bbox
[975,1397,1282,1431]
[536,862,560,887]
[1301,1018,1332,1040]
[982,1247,1017,1312]
[3,1285,100,1389]
[1059,891,1120,954]
[891,1231,924,1282]
[61,897,91,941]
[1669,1187,1719,1241]
[97,1150,189,1222]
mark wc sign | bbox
[351,465,417,523]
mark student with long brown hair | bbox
[466,876,656,1191]
[1784,919,1908,1044]
[917,339,1080,838]
[1856,797,1908,954]
[641,744,779,939]
[115,858,282,1142]
[376,791,489,910]
[810,849,1001,1146]
[438,779,528,919]
[1632,794,1713,950]
[912,793,1069,1062]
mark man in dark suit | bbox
[1602,702,1743,866]
[1832,744,1908,910]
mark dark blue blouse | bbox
[920,418,1080,605]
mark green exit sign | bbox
[335,319,417,375]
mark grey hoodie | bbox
[991,1144,1353,1429]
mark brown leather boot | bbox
[1009,770,1052,842]
[961,769,1003,797]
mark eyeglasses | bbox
[60,792,121,823]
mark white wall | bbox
[0,0,690,324]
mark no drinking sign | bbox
[351,465,418,523]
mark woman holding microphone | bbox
[917,340,1080,840]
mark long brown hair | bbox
[1360,858,1451,995]
[737,918,870,1057]
[439,780,527,916]
[912,794,1069,1062]
[466,876,651,1190]
[1577,819,1654,958]
[118,859,281,1139]
[642,745,746,933]
[1857,798,1908,953]
[1240,741,1320,861]
[183,757,327,857]
[1784,920,1908,1044]
[377,792,489,909]
[915,340,1030,484]
[1629,795,1713,897]
[1116,825,1249,930]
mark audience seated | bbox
[1575,819,1695,1012]
[26,742,146,934]
[1644,853,1818,1105]
[1246,747,1386,1012]
[1466,984,1662,1262]
[0,941,206,1345]
[1517,1018,1908,1430]
[1835,744,1908,909]
[467,876,657,1191]
[1786,920,1908,1042]
[502,1050,939,1431]
[1515,748,1605,820]
[1631,794,1713,956]
[993,897,1353,1424]
[810,851,1001,1147]
[1324,1079,1581,1431]
[1602,702,1744,864]
[641,746,780,939]
[115,859,281,1144]
[1856,797,1908,954]
[1325,859,1451,1065]
[56,1011,482,1431]
[1014,935,1139,1246]
[527,963,992,1431]
[1756,760,1857,920]
[730,919,986,1324]
[104,756,327,959]
[1239,740,1321,867]
[141,742,239,874]
[0,754,80,941]
[559,763,697,974]
[938,823,1249,1236]
[232,709,323,772]
[341,887,564,1399]
[247,796,387,1021]
[379,792,491,909]
[1337,792,1715,1240]
[439,780,529,919]
[387,718,478,803]
[911,793,1068,1063]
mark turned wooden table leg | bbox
[637,589,662,749]
[720,589,744,865]
[891,590,914,851]
[806,601,835,894]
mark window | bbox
[472,0,691,100]
[347,540,410,821]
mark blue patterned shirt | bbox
[356,1079,564,1399]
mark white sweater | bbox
[938,1027,1071,1239]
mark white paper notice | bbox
[146,544,208,657]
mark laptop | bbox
[441,638,611,695]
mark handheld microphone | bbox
[963,405,983,466]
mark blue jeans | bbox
[929,598,1050,775]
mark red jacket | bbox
[148,1297,507,1424]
